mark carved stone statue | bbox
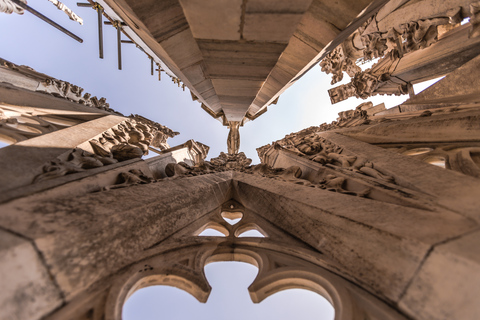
[227,121,240,155]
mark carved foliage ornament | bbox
[328,50,407,104]
[320,4,471,86]
[319,46,361,85]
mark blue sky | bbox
[123,261,335,320]
[1,2,440,318]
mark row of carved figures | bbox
[33,118,176,182]
[257,104,480,181]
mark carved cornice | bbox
[1,58,124,115]
[328,50,407,104]
[36,78,124,115]
[33,117,176,182]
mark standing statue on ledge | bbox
[227,121,240,155]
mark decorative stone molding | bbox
[103,169,154,190]
[0,106,75,143]
[388,144,480,178]
[164,146,386,199]
[319,1,476,91]
[34,118,177,182]
[257,132,437,210]
[90,118,173,158]
[0,0,26,14]
[164,152,253,178]
[273,134,394,183]
[319,46,361,85]
[128,114,179,150]
[33,148,118,183]
[1,58,124,115]
[36,78,123,115]
[328,50,407,104]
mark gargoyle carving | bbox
[251,164,370,197]
[470,1,480,38]
[163,152,370,198]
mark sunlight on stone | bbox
[123,262,334,320]
[426,157,446,168]
[403,148,434,156]
[237,229,265,238]
[198,228,227,237]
